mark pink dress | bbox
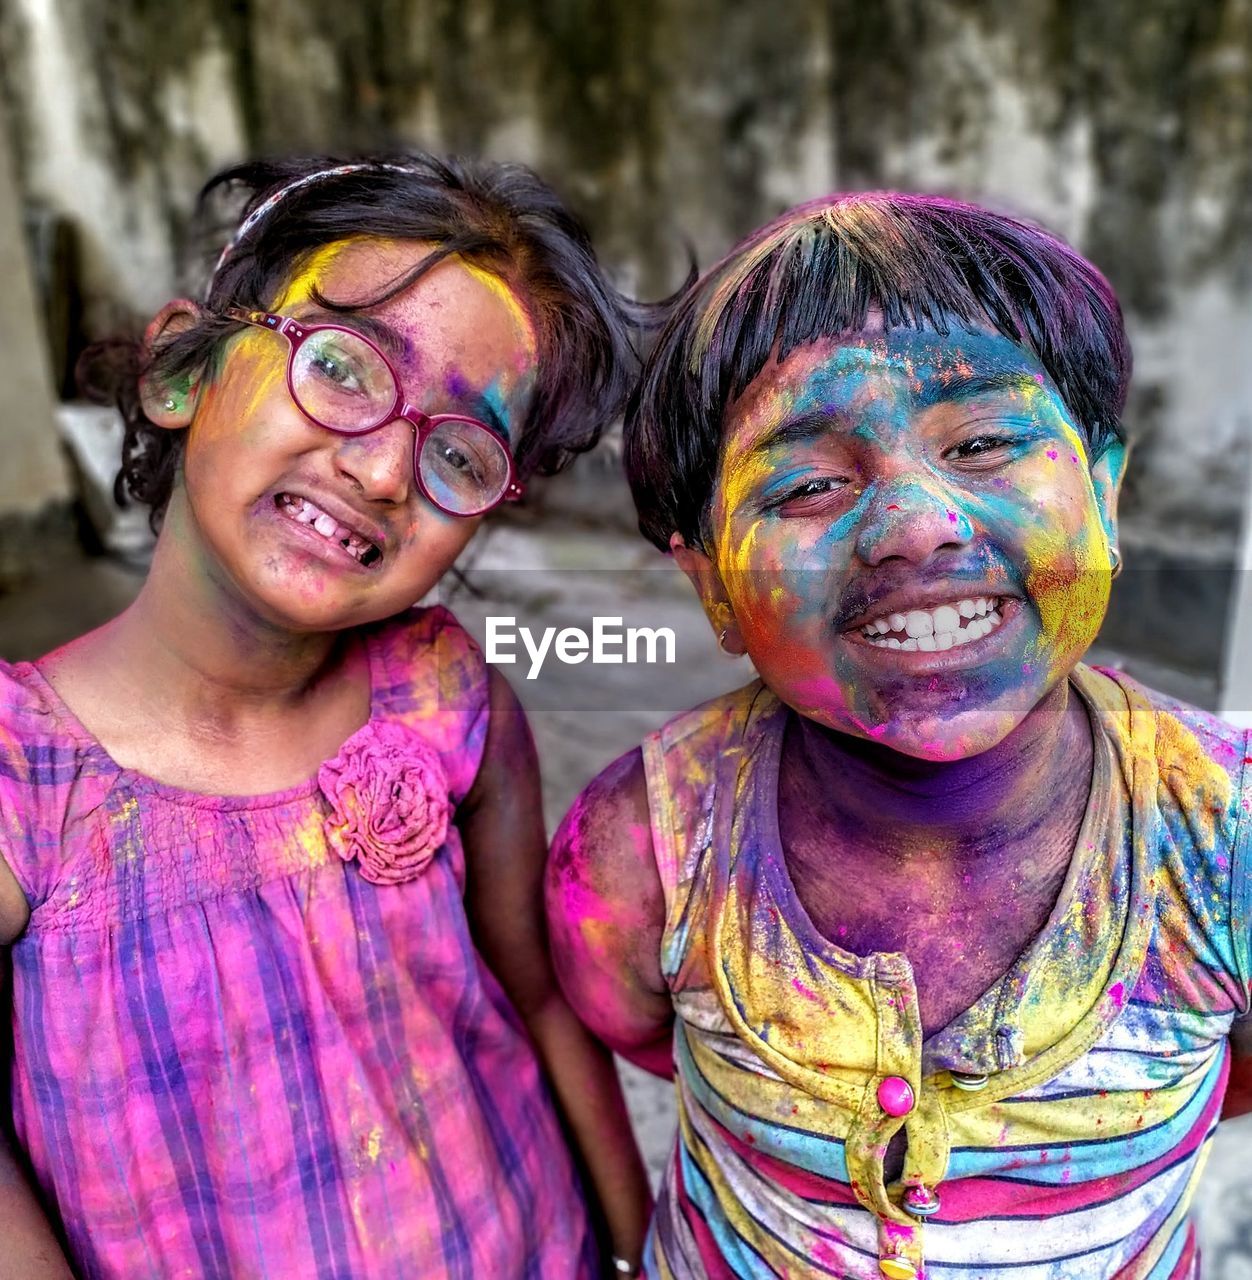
[0,606,595,1279]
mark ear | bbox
[138,300,206,429]
[1089,438,1128,564]
[670,532,746,656]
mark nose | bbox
[854,477,974,566]
[334,418,414,504]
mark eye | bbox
[772,476,849,516]
[309,347,365,393]
[944,433,1016,468]
[435,440,484,482]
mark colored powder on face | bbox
[458,259,537,354]
[272,239,362,311]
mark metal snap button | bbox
[950,1071,989,1091]
[903,1184,941,1218]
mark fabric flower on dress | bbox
[318,720,450,885]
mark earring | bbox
[1110,547,1123,580]
[163,397,178,412]
[718,625,745,658]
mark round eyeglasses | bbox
[226,308,524,517]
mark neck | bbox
[789,679,1092,864]
[100,512,346,724]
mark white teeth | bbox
[279,495,378,564]
[904,610,934,638]
[932,604,960,635]
[860,593,1003,645]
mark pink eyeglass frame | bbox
[226,307,524,516]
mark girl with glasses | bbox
[0,154,651,1278]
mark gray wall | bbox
[1,0,1249,666]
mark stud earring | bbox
[163,397,178,412]
[718,624,745,658]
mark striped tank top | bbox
[640,665,1252,1279]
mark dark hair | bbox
[94,152,640,528]
[624,192,1132,551]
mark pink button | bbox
[877,1076,914,1117]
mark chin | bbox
[859,715,1019,762]
[784,675,1041,763]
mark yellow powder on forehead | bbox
[458,258,537,351]
[270,238,364,311]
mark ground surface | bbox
[1,517,1248,1274]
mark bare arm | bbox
[545,748,674,1077]
[459,668,652,1273]
[0,866,74,1278]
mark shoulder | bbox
[556,744,651,862]
[1087,664,1248,786]
[551,682,766,912]
[548,744,672,1038]
[550,747,659,945]
[557,679,764,862]
[1083,664,1250,847]
[0,657,83,797]
[369,603,486,691]
[0,660,88,929]
[0,656,63,738]
[367,605,490,802]
[647,678,766,758]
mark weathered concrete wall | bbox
[1,0,1249,552]
[0,97,68,537]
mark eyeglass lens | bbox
[292,327,512,515]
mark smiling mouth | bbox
[856,595,1006,652]
[276,494,383,567]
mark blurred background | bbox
[0,0,1249,1271]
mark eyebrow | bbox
[747,410,836,459]
[747,370,1044,458]
[303,309,513,440]
[920,370,1042,407]
[302,308,408,361]
[460,391,511,442]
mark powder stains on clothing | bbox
[0,607,595,1280]
[640,666,1250,1280]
